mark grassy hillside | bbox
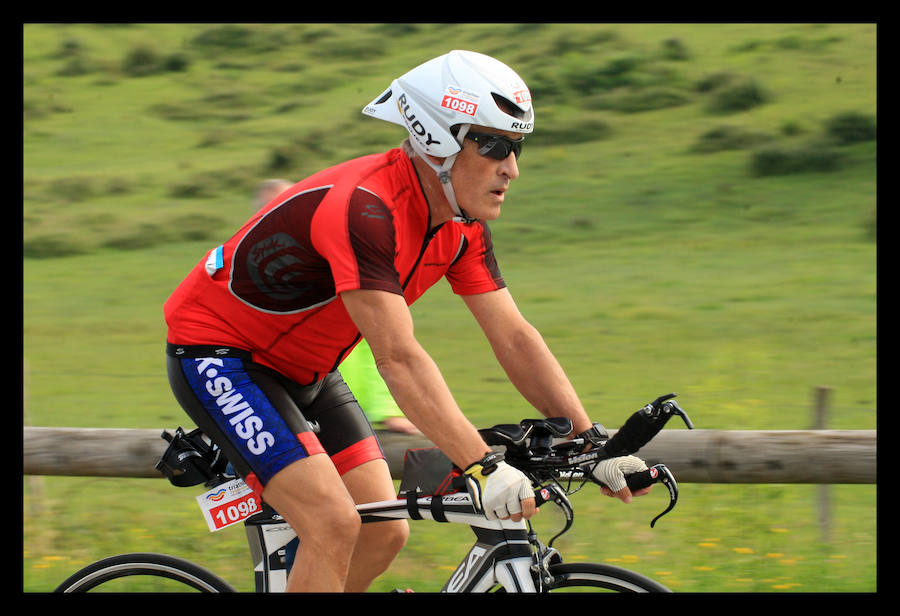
[23,23,875,592]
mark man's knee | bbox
[313,504,362,550]
[355,519,407,580]
[378,519,409,555]
[262,454,361,550]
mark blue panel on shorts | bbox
[179,356,310,484]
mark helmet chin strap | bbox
[411,124,475,224]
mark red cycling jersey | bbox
[164,148,505,386]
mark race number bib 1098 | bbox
[196,478,261,532]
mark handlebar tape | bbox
[603,409,666,458]
[624,467,655,492]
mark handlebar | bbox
[479,393,694,528]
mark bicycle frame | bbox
[244,491,544,593]
[157,397,692,593]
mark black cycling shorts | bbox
[166,343,384,498]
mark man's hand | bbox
[591,455,652,503]
[464,455,536,522]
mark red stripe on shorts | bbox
[330,435,385,476]
[244,472,265,501]
[296,431,326,457]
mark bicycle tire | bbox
[544,562,672,593]
[54,552,236,593]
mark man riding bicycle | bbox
[164,50,649,592]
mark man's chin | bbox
[477,203,503,221]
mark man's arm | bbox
[461,288,594,437]
[339,288,492,470]
[463,288,652,503]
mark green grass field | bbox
[24,23,876,592]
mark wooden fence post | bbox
[813,386,834,543]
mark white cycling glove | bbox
[464,453,533,520]
[589,455,648,493]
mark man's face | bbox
[450,127,522,221]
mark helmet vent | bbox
[375,89,392,105]
[492,93,526,120]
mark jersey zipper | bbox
[401,216,443,291]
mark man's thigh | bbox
[262,453,358,538]
[340,458,397,505]
[166,350,324,497]
[300,370,387,476]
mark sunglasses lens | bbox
[468,133,523,160]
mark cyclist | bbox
[164,49,649,593]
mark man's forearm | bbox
[491,322,593,436]
[461,290,594,437]
[340,288,492,469]
[376,346,491,469]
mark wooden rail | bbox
[22,426,875,484]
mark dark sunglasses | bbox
[464,131,524,160]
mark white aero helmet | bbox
[362,50,534,222]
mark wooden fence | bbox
[23,426,875,484]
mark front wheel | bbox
[544,562,672,593]
[54,552,236,593]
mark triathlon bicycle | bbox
[55,394,693,593]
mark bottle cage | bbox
[155,427,231,488]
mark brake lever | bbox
[642,393,695,430]
[648,464,678,528]
[613,463,679,527]
[532,483,574,549]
